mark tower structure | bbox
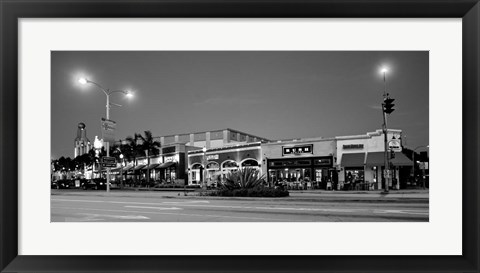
[74,122,91,158]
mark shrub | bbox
[218,168,265,190]
[207,187,289,197]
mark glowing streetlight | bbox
[78,77,88,85]
[380,67,388,97]
[77,77,133,192]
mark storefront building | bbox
[118,142,189,184]
[261,138,337,189]
[84,127,413,189]
[187,142,262,186]
[336,129,412,190]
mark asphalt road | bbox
[51,190,429,222]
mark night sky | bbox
[51,51,429,159]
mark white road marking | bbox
[163,201,210,204]
[78,213,150,220]
[125,206,182,210]
[374,209,428,215]
[52,206,293,221]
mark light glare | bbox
[78,78,88,85]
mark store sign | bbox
[388,139,402,152]
[314,158,332,166]
[343,144,364,149]
[282,144,313,156]
[101,156,116,168]
[164,156,175,162]
[207,154,219,160]
[101,118,116,143]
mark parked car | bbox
[81,178,118,190]
[51,179,73,189]
[81,179,97,190]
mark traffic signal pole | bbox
[382,107,390,193]
[381,69,394,193]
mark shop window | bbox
[345,168,365,183]
[222,161,238,168]
[242,159,259,167]
[295,160,311,166]
[206,162,219,169]
[191,164,202,170]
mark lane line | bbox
[78,213,150,220]
[51,206,294,221]
[125,206,182,210]
[374,209,429,215]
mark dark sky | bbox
[51,51,429,159]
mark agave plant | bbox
[219,168,266,190]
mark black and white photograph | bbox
[51,51,429,222]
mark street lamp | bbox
[412,145,429,189]
[381,67,388,97]
[78,77,133,192]
[202,146,207,190]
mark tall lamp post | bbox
[78,77,133,192]
[412,145,429,189]
[381,68,390,193]
[202,147,207,190]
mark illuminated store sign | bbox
[207,154,219,160]
[282,144,313,156]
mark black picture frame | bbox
[1,1,478,272]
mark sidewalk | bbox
[51,188,428,202]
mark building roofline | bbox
[335,129,402,140]
[158,128,271,141]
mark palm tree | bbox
[137,130,161,185]
[125,133,142,184]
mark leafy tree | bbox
[124,133,143,183]
[137,130,161,185]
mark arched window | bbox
[242,159,259,167]
[191,163,202,169]
[222,161,238,169]
[206,162,219,170]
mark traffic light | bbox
[383,97,395,114]
[390,150,395,159]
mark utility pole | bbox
[380,68,395,193]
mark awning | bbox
[366,152,413,166]
[340,153,365,167]
[133,164,146,171]
[123,166,133,171]
[157,162,176,169]
[122,165,133,173]
[146,163,159,170]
